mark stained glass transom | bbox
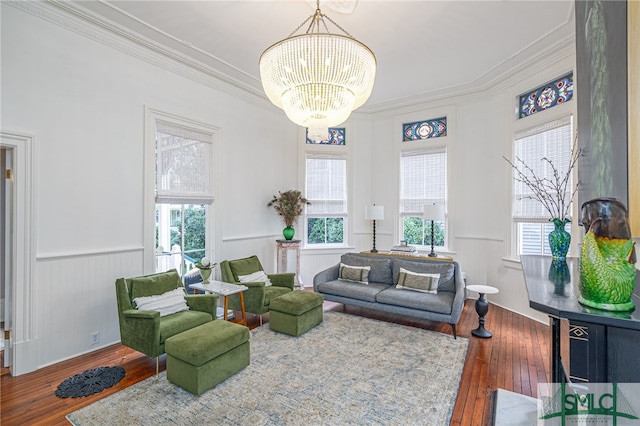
[306,128,346,145]
[519,73,574,118]
[402,117,447,142]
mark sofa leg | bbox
[451,324,457,339]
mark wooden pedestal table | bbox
[189,280,248,326]
[466,284,499,338]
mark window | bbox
[305,154,347,245]
[402,117,447,141]
[512,115,574,255]
[399,148,447,247]
[154,119,214,276]
[519,73,574,118]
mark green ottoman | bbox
[270,291,324,336]
[165,320,249,395]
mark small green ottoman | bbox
[269,291,324,336]
[165,320,249,395]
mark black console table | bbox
[521,255,640,383]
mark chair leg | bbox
[259,314,263,327]
[156,357,159,376]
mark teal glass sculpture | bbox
[549,218,571,260]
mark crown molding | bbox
[7,0,576,119]
[7,0,273,109]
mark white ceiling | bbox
[67,0,575,112]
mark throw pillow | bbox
[396,268,440,294]
[133,287,189,317]
[238,270,272,286]
[338,263,371,284]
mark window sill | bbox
[502,257,522,270]
[301,245,355,255]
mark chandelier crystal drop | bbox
[259,1,376,141]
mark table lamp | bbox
[365,205,384,253]
[423,204,445,257]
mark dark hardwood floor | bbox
[0,298,550,426]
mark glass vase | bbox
[283,226,295,240]
[548,218,571,260]
[199,268,212,284]
[578,197,637,312]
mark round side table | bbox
[466,284,499,338]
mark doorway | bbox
[1,146,10,372]
[1,132,36,376]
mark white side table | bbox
[189,280,248,326]
[276,239,303,290]
[466,284,499,338]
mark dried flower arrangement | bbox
[267,190,310,227]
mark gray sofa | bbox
[313,252,465,338]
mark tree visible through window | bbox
[154,119,214,275]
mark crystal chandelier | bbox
[259,0,376,141]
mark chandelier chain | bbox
[286,2,355,39]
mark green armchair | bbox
[220,255,294,326]
[115,269,218,371]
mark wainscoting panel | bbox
[36,249,143,368]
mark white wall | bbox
[2,3,301,370]
[2,1,576,372]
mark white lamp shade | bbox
[423,204,445,221]
[365,205,384,221]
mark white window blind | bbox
[155,119,214,204]
[400,148,447,215]
[306,154,347,215]
[512,115,573,222]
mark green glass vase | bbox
[578,198,637,312]
[549,218,571,260]
[199,268,211,284]
[283,226,295,240]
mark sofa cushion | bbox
[316,279,389,303]
[133,288,189,317]
[341,253,393,284]
[159,310,214,343]
[391,259,456,292]
[396,268,439,294]
[227,255,263,281]
[376,287,455,314]
[238,270,272,286]
[263,286,291,308]
[339,263,370,284]
[128,269,183,301]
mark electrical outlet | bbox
[90,332,100,345]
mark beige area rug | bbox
[67,312,468,425]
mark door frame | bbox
[1,131,37,376]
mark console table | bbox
[276,239,303,289]
[521,255,640,383]
[360,251,453,261]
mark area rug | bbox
[56,366,125,398]
[67,312,468,425]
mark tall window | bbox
[399,148,447,247]
[154,119,214,276]
[305,154,347,245]
[513,115,573,255]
